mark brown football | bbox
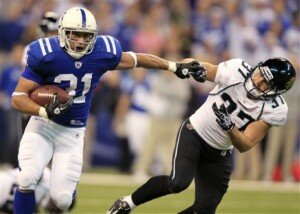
[30,85,71,107]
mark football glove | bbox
[174,61,202,79]
[190,63,207,83]
[212,102,235,131]
[45,93,73,119]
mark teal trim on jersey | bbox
[209,82,243,96]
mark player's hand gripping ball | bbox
[30,85,73,119]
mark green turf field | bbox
[69,173,300,214]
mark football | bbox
[30,85,71,107]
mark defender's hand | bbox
[212,103,235,131]
[45,94,73,119]
[174,61,201,79]
[190,63,207,83]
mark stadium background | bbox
[0,0,299,213]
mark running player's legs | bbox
[193,147,232,214]
[14,117,54,214]
[168,122,201,193]
[18,118,54,191]
[50,124,84,210]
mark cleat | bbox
[107,198,132,214]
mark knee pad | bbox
[168,180,189,193]
[18,167,37,190]
[52,193,72,211]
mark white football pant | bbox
[17,116,85,210]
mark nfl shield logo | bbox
[75,61,82,69]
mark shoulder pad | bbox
[261,96,288,126]
[27,38,56,69]
[216,58,249,86]
[95,35,122,58]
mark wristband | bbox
[12,92,28,96]
[127,51,137,68]
[168,61,177,72]
[39,107,48,119]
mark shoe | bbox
[107,198,132,214]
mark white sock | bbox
[123,195,136,208]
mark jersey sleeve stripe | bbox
[107,36,117,55]
[209,82,242,95]
[38,39,47,56]
[44,38,53,53]
[101,36,111,53]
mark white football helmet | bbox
[58,7,98,59]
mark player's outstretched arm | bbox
[116,52,203,79]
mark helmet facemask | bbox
[60,28,97,59]
[244,65,278,100]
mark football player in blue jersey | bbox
[10,7,204,214]
[107,57,296,214]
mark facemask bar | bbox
[60,28,97,59]
[244,66,277,100]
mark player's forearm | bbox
[227,127,254,152]
[201,62,217,82]
[136,53,169,70]
[11,94,41,116]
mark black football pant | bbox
[132,119,233,214]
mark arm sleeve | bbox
[21,41,45,84]
[22,66,43,84]
[215,58,245,86]
[260,101,288,126]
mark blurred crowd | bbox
[0,0,299,183]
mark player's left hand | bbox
[174,61,202,79]
[212,103,235,131]
[190,63,206,83]
[45,94,73,119]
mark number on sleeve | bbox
[271,97,285,109]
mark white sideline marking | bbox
[79,173,300,193]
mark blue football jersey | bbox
[22,35,122,127]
